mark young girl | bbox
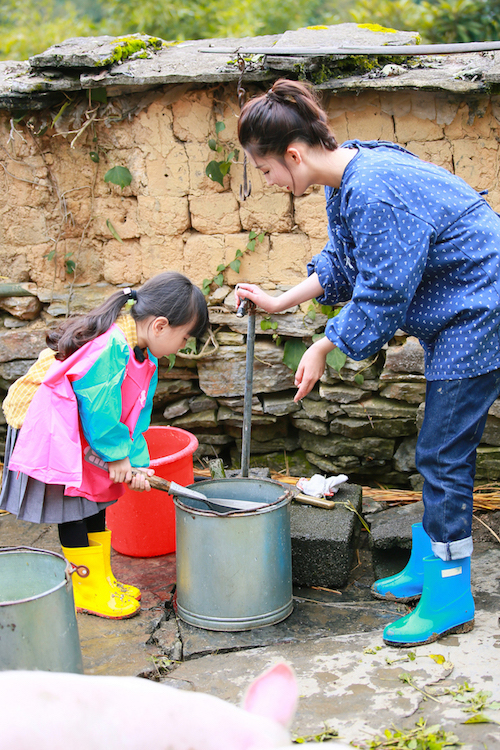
[235,78,500,647]
[1,272,208,619]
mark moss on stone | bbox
[294,52,410,84]
[99,36,165,67]
[357,23,397,34]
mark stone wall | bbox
[2,79,500,486]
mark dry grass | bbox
[194,466,500,512]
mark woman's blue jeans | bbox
[415,368,500,561]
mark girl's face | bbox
[247,146,311,196]
[141,319,194,359]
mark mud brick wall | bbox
[2,80,500,486]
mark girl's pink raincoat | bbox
[8,324,157,503]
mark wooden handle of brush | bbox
[293,493,336,509]
[130,468,173,493]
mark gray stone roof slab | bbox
[2,25,500,112]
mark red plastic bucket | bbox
[107,426,198,557]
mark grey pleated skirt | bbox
[0,426,116,524]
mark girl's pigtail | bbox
[47,289,133,360]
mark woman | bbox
[235,78,500,647]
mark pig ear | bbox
[242,662,298,727]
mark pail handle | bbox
[66,562,90,580]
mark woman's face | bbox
[247,148,310,196]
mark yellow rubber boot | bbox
[88,529,141,601]
[62,541,140,619]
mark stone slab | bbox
[177,593,400,661]
[169,593,500,750]
[290,483,362,588]
[369,500,424,578]
[369,500,424,550]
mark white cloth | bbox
[296,473,348,498]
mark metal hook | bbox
[239,152,252,201]
[237,55,252,201]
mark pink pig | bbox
[0,662,347,750]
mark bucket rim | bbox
[0,546,69,607]
[146,425,199,468]
[173,477,292,517]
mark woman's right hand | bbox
[235,283,280,314]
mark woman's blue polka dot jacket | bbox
[307,140,500,380]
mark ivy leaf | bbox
[235,248,243,258]
[65,253,76,275]
[283,339,307,372]
[261,319,273,331]
[166,354,176,370]
[214,273,224,286]
[205,161,225,186]
[246,239,256,251]
[463,713,500,724]
[248,230,257,240]
[229,259,241,272]
[202,279,212,296]
[216,263,226,273]
[208,138,218,151]
[306,304,316,321]
[219,161,232,176]
[215,121,226,135]
[429,654,446,664]
[104,166,132,190]
[258,232,265,243]
[354,373,364,385]
[90,87,107,104]
[326,347,347,372]
[89,151,100,163]
[106,219,123,243]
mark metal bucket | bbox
[174,477,293,631]
[0,547,83,673]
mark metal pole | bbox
[238,300,256,477]
[200,40,500,56]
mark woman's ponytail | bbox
[238,78,337,158]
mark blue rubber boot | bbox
[383,555,475,647]
[371,523,432,603]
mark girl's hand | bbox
[128,468,155,493]
[235,283,280,314]
[294,337,336,402]
[108,457,133,484]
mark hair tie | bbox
[123,287,138,307]
[123,287,138,300]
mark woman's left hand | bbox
[294,336,336,402]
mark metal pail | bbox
[0,547,83,673]
[174,478,293,631]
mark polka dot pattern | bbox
[307,140,500,380]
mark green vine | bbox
[202,230,265,297]
[261,317,280,345]
[359,718,461,750]
[205,121,239,186]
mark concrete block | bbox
[290,482,362,589]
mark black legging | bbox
[58,509,106,548]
